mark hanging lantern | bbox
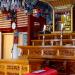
[11,22,16,30]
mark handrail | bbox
[31,39,75,46]
[38,33,75,39]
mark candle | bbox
[61,23,64,31]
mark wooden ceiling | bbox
[40,0,75,7]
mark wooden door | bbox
[3,33,14,59]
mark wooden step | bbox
[31,39,74,46]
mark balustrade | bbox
[18,46,75,60]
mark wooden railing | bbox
[30,33,75,46]
[18,46,75,60]
[38,33,75,39]
[31,39,74,46]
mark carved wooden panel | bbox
[21,65,29,72]
[7,72,19,75]
[7,64,20,71]
[59,48,74,56]
[19,46,75,59]
[29,48,41,55]
[0,60,29,75]
[43,48,57,56]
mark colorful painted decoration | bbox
[0,0,53,24]
[33,1,53,24]
[25,0,52,24]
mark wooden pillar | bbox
[71,5,74,32]
[28,15,34,45]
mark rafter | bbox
[40,0,75,7]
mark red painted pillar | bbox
[12,29,19,59]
